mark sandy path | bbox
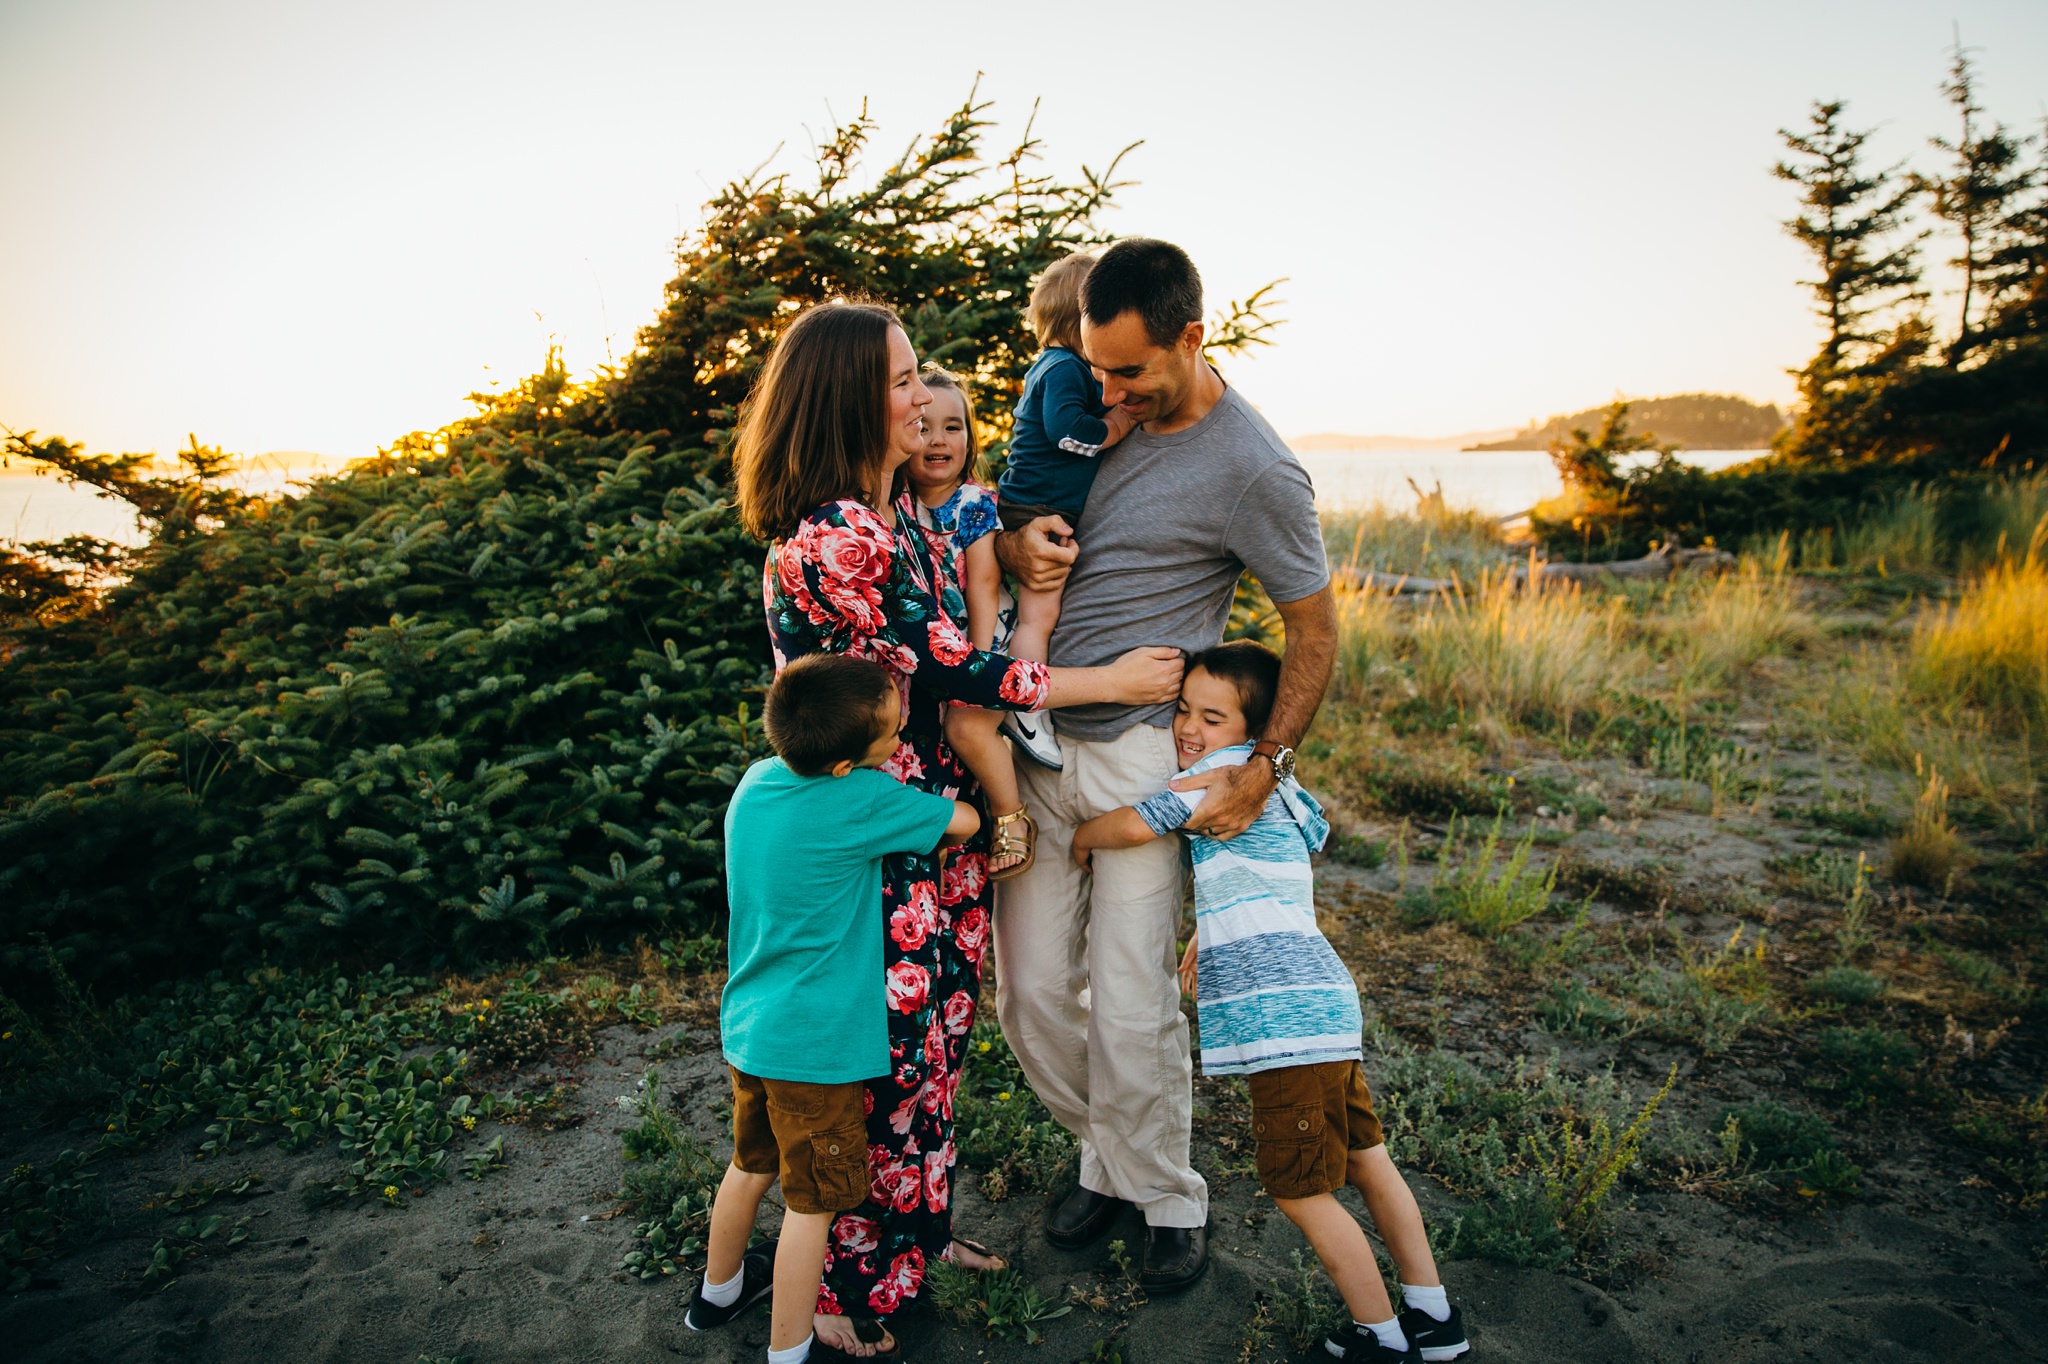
[5,1010,2045,1363]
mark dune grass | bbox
[1762,474,2048,575]
[1911,531,2048,729]
[1406,571,1631,733]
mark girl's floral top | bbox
[913,480,999,560]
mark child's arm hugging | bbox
[939,799,980,849]
[1070,781,1205,869]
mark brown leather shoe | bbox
[1045,1185,1130,1249]
[1138,1222,1209,1294]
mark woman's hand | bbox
[1107,646,1185,705]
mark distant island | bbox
[1463,393,1785,451]
[1291,428,1519,453]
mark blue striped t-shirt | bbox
[1134,744,1363,1076]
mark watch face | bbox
[1274,750,1296,780]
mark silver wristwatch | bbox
[1251,739,1296,781]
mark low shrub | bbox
[1815,1025,1926,1107]
[1716,1099,1861,1204]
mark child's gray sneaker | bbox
[1397,1303,1469,1361]
[683,1238,776,1330]
[1002,709,1063,769]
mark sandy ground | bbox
[5,980,2045,1364]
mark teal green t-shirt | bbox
[721,758,957,1083]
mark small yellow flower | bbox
[383,1184,398,1199]
[107,1123,116,1131]
[2,1030,12,1040]
[461,1115,477,1131]
[289,1107,302,1117]
[478,999,491,1010]
[997,1091,1012,1101]
[976,1041,990,1053]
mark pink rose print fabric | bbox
[762,496,1049,1321]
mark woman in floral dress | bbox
[731,301,1182,1356]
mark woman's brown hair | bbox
[733,300,902,540]
[919,365,985,487]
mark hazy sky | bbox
[2,1,2044,461]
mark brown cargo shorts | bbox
[1246,1059,1386,1200]
[727,1066,870,1215]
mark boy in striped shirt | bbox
[1072,641,1466,1364]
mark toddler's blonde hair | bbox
[1027,253,1095,353]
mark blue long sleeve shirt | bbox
[998,347,1112,521]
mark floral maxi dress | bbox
[762,494,1049,1320]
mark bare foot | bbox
[946,1236,1009,1272]
[814,1313,895,1357]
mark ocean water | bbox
[1,446,1771,548]
[0,453,350,547]
[1296,447,1765,517]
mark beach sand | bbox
[5,975,2045,1364]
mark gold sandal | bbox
[989,807,1036,882]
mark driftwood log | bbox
[1334,542,1736,595]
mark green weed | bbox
[1808,965,1888,1006]
[616,1067,720,1279]
[1267,1250,1348,1354]
[1536,981,1629,1040]
[954,1014,1075,1200]
[1716,1100,1861,1204]
[1930,944,2038,1010]
[930,1262,1072,1343]
[1526,1063,1677,1255]
[1814,1025,1926,1107]
[1417,813,1559,936]
[1952,1088,2048,1213]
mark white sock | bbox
[700,1266,743,1308]
[1360,1317,1408,1351]
[1402,1282,1450,1321]
[766,1336,812,1364]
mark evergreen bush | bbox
[0,93,1123,990]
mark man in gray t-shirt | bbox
[993,239,1337,1296]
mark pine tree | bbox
[1771,101,1930,464]
[1919,35,2033,367]
[1772,100,1924,384]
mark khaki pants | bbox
[995,722,1208,1228]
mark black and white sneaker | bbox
[1002,709,1063,770]
[683,1238,776,1330]
[1398,1303,1469,1361]
[1323,1322,1421,1362]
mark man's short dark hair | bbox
[1081,238,1204,347]
[1188,639,1281,736]
[764,653,895,775]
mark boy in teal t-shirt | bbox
[689,652,976,1364]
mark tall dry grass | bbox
[1767,474,2048,574]
[1910,525,2048,729]
[1658,554,1810,693]
[1408,570,1633,731]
